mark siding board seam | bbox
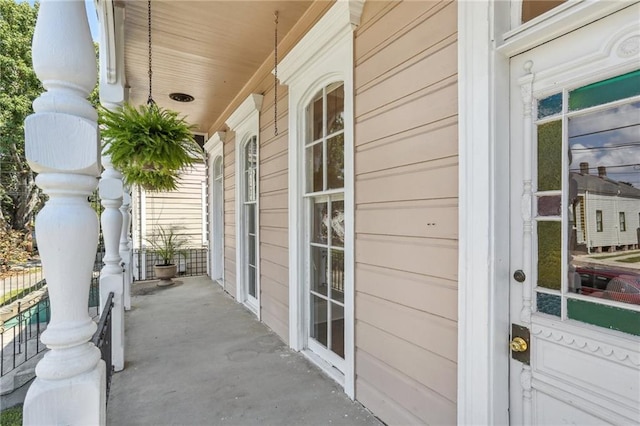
[355,0,452,65]
[354,196,459,207]
[356,322,457,403]
[356,33,457,95]
[356,289,458,327]
[355,261,456,284]
[356,75,457,123]
[355,114,457,150]
[354,1,398,34]
[356,232,456,242]
[356,156,457,179]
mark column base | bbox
[23,361,106,426]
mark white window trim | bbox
[458,1,639,424]
[226,94,263,318]
[276,0,363,400]
[205,131,225,286]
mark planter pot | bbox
[154,264,177,286]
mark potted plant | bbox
[98,103,203,192]
[145,225,188,286]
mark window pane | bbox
[248,265,256,298]
[312,201,328,244]
[537,221,561,290]
[331,249,344,303]
[569,69,640,111]
[327,135,344,190]
[310,295,328,347]
[310,246,328,296]
[245,137,256,168]
[306,143,323,193]
[537,93,562,119]
[537,120,562,191]
[248,234,255,267]
[330,200,345,247]
[214,156,223,178]
[327,84,344,135]
[330,303,345,358]
[247,203,255,235]
[312,93,323,141]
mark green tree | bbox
[0,0,42,230]
[0,1,99,231]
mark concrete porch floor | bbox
[107,276,382,426]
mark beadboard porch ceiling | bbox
[121,0,314,135]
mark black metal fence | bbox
[134,248,208,280]
[0,251,103,378]
[92,291,114,402]
[0,295,49,377]
[0,262,45,307]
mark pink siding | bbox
[224,133,237,298]
[258,82,289,343]
[353,1,458,424]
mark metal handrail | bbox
[92,291,114,402]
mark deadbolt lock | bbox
[510,337,528,352]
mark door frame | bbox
[204,131,225,286]
[457,1,636,424]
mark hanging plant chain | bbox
[147,0,154,105]
[274,11,279,137]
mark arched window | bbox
[242,136,258,304]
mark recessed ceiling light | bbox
[169,93,194,102]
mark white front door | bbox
[509,5,640,424]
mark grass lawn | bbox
[616,255,640,263]
[0,406,22,426]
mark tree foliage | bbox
[0,1,100,231]
[0,0,43,231]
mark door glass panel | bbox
[567,298,640,336]
[538,195,561,216]
[327,135,344,190]
[537,120,562,191]
[537,292,561,317]
[310,295,328,347]
[568,100,640,309]
[569,69,640,111]
[312,201,328,244]
[330,303,345,358]
[537,93,562,119]
[537,221,561,290]
[331,249,344,303]
[310,246,328,296]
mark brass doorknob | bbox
[510,337,528,352]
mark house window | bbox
[243,136,258,302]
[596,210,603,232]
[305,82,345,360]
[619,212,626,232]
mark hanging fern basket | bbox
[99,103,203,192]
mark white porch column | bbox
[98,0,127,372]
[120,187,133,310]
[23,1,105,424]
[98,152,124,372]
